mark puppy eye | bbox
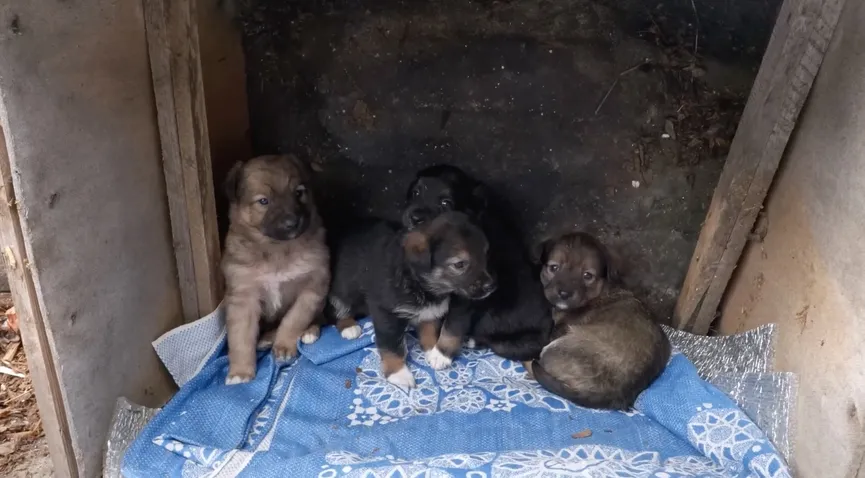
[257,197,269,206]
[547,263,559,273]
[295,184,306,198]
[440,198,454,209]
[583,271,595,281]
[412,187,421,197]
[450,260,468,271]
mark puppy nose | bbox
[409,210,427,225]
[482,280,497,294]
[557,290,573,300]
[279,216,298,230]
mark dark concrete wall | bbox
[599,0,782,65]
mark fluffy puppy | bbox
[531,232,671,409]
[328,212,496,388]
[221,155,330,385]
[402,165,552,366]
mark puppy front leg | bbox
[371,306,414,389]
[417,320,453,370]
[225,290,262,384]
[272,290,325,360]
[438,311,474,358]
[329,295,362,340]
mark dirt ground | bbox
[235,0,774,321]
[0,298,53,478]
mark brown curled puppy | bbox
[530,232,671,410]
[221,155,330,385]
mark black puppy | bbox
[327,212,496,388]
[402,165,553,369]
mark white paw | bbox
[225,374,252,385]
[465,338,477,349]
[425,347,453,370]
[386,365,416,389]
[301,331,320,344]
[340,325,362,340]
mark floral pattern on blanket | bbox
[123,313,792,478]
[348,335,572,425]
[321,406,790,478]
[316,446,730,477]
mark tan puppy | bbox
[221,155,330,385]
[531,232,670,409]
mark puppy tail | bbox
[531,360,626,410]
[488,333,548,362]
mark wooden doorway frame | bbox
[0,0,845,474]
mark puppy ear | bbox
[532,237,555,265]
[598,242,620,283]
[403,230,431,267]
[285,154,313,181]
[469,183,490,219]
[406,177,421,201]
[224,161,244,203]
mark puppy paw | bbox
[301,325,321,344]
[465,338,478,349]
[272,341,298,361]
[522,361,535,380]
[225,365,255,385]
[425,347,453,370]
[386,365,416,389]
[340,325,363,340]
[256,332,276,351]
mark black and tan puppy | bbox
[328,212,496,388]
[221,155,330,385]
[403,165,552,367]
[531,232,671,409]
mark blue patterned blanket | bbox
[123,312,791,478]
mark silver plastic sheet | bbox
[662,324,777,379]
[103,397,161,478]
[663,323,796,463]
[710,371,797,463]
[103,324,797,476]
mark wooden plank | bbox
[0,1,185,473]
[673,0,845,333]
[0,127,76,477]
[144,0,223,322]
[196,0,252,239]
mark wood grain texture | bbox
[196,0,252,240]
[673,0,845,333]
[144,0,223,322]
[0,127,76,477]
[0,1,185,473]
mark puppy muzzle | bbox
[402,206,434,229]
[465,278,497,300]
[266,214,308,240]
